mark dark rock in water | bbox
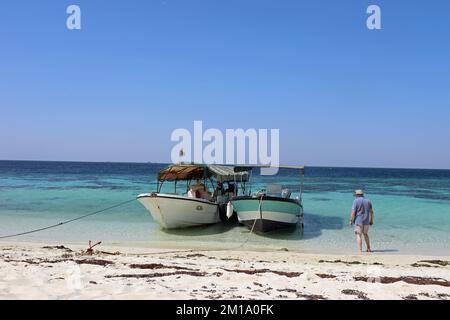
[310,197,332,202]
[403,295,418,300]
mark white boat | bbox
[231,166,305,233]
[137,164,250,229]
[137,193,220,229]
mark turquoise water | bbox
[1,161,449,255]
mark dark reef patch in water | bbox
[413,194,450,201]
[309,197,332,202]
[43,185,132,191]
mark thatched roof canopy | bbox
[157,164,251,182]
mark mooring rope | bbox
[0,199,136,239]
[232,194,263,249]
[0,196,264,252]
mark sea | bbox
[0,160,449,255]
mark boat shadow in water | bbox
[159,220,239,237]
[251,212,344,241]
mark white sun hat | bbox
[354,189,364,196]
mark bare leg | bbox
[356,233,363,254]
[363,233,371,252]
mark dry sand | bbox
[1,242,449,300]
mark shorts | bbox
[354,224,369,235]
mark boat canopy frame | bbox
[232,165,306,200]
[156,163,252,194]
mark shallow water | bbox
[0,161,449,255]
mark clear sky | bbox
[1,0,449,168]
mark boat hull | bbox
[232,196,302,233]
[137,193,220,229]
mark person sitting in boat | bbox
[281,188,291,198]
[189,180,212,200]
[213,182,224,199]
[199,182,213,201]
[224,182,236,197]
[201,190,213,201]
[188,180,204,198]
[187,187,196,198]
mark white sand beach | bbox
[0,241,449,300]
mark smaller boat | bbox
[231,166,305,233]
[137,163,251,229]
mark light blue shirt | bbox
[352,197,372,225]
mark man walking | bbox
[349,190,374,253]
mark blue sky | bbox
[1,0,449,168]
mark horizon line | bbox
[1,159,450,171]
